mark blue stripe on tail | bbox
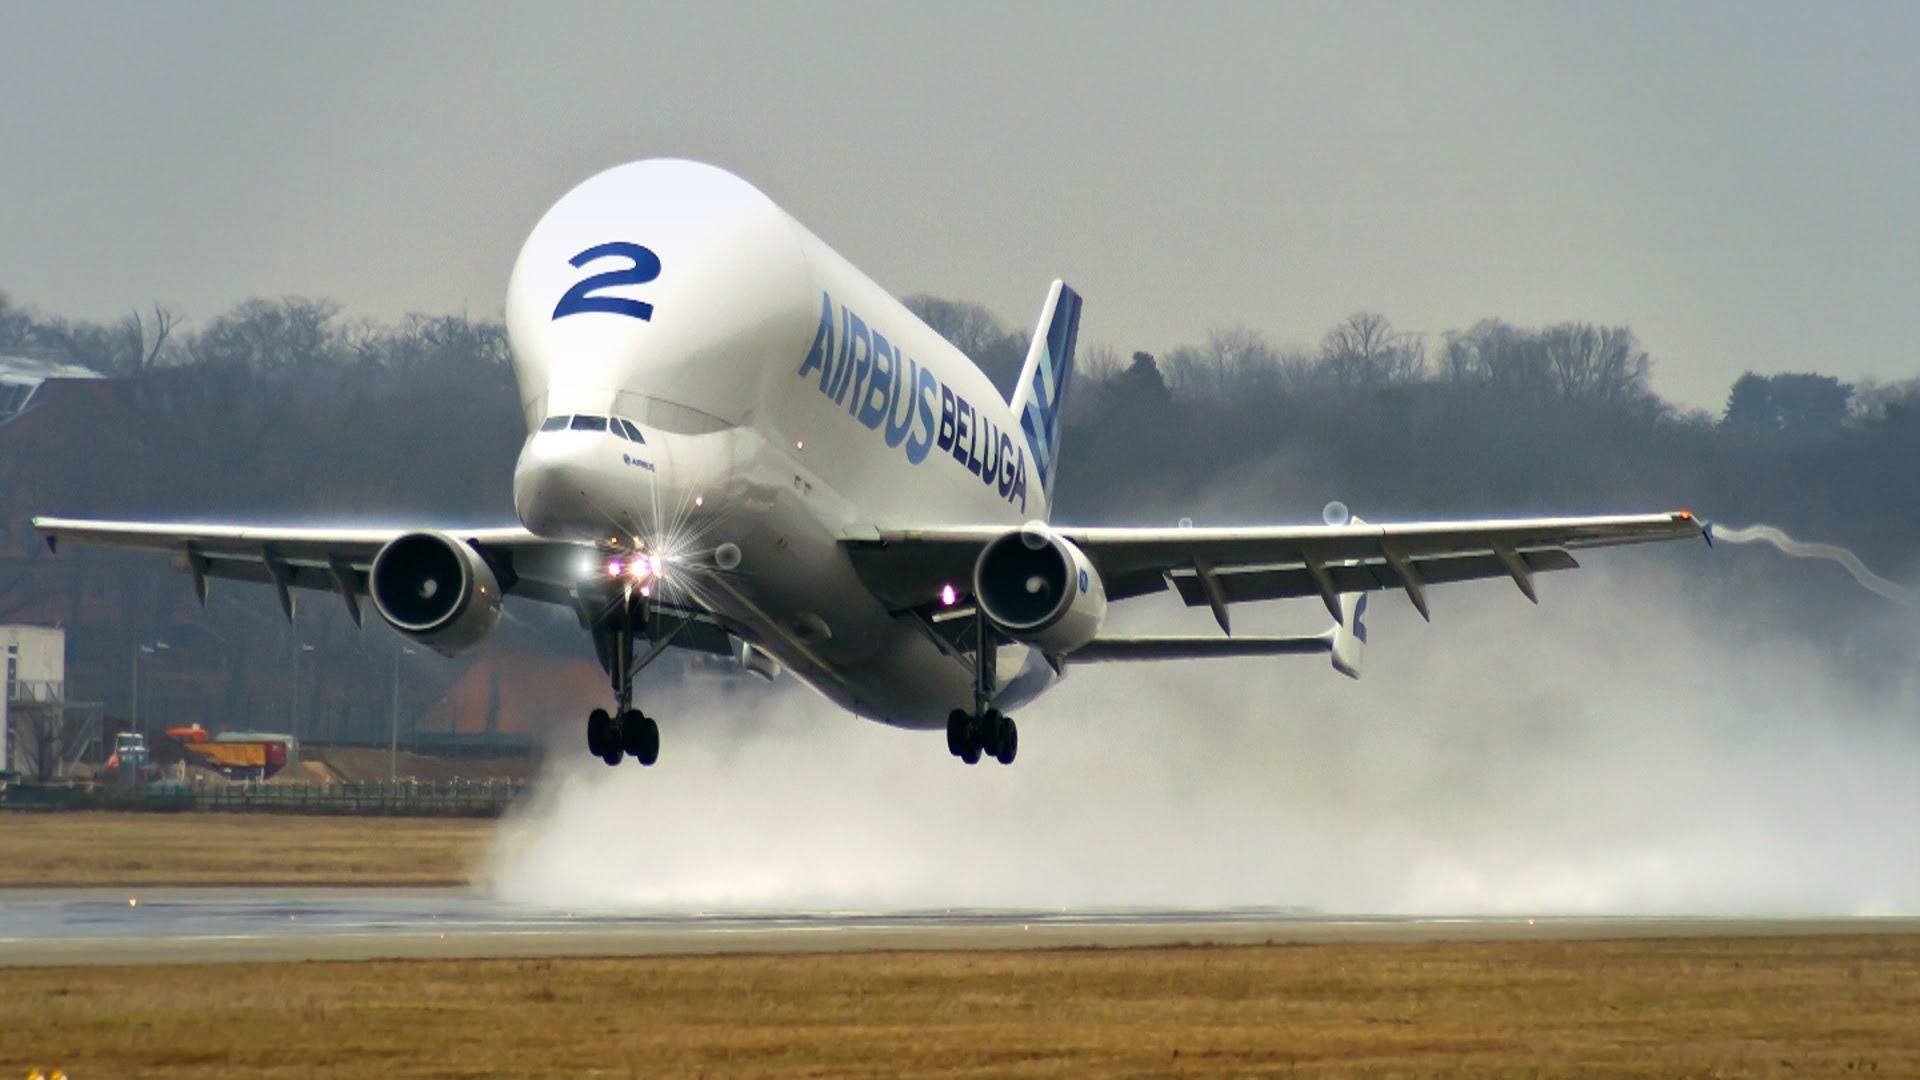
[1015,282,1082,500]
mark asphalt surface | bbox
[2,887,1917,967]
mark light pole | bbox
[131,640,170,742]
[389,644,417,782]
[289,642,315,737]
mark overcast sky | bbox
[2,1,1914,409]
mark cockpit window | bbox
[570,414,608,432]
[618,418,646,444]
[540,415,570,432]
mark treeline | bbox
[8,286,1918,551]
[4,287,1917,730]
[0,292,511,385]
[8,285,1919,562]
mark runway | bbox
[3,887,1916,967]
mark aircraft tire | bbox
[994,717,1017,766]
[600,745,623,767]
[587,708,612,758]
[946,710,969,756]
[980,709,1004,758]
[623,710,660,766]
[960,742,982,765]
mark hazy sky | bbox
[2,1,1914,409]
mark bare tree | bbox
[1320,312,1424,387]
[187,297,345,376]
[901,294,1025,392]
[127,304,179,375]
[1544,323,1650,404]
[902,295,1012,359]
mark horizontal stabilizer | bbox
[1330,591,1367,679]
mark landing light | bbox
[606,558,624,578]
[940,583,957,607]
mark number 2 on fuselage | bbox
[551,242,661,322]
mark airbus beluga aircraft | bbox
[34,159,1705,768]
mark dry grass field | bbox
[0,812,490,887]
[6,936,1920,1077]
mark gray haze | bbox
[4,1,1918,410]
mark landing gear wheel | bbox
[600,745,623,767]
[993,715,1018,766]
[586,708,612,759]
[946,709,969,757]
[622,709,660,766]
[960,740,982,765]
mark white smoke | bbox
[486,560,1920,916]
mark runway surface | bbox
[1,887,1914,966]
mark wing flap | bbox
[847,511,1699,613]
[1166,547,1580,607]
[35,516,576,612]
[1070,634,1332,662]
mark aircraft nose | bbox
[514,428,653,541]
[513,435,588,537]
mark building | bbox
[2,624,102,780]
[0,355,103,426]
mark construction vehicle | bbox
[102,731,153,783]
[162,725,296,780]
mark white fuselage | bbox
[504,160,1048,728]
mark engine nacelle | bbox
[368,531,504,656]
[972,526,1107,655]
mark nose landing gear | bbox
[583,583,673,767]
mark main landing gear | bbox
[947,603,1018,766]
[586,707,658,767]
[584,584,665,768]
[947,707,1017,765]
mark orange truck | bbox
[164,726,294,779]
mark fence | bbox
[0,778,528,818]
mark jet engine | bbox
[972,525,1107,655]
[368,531,504,655]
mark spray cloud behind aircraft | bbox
[489,556,1920,916]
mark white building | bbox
[3,624,85,779]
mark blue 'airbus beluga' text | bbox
[797,292,1028,512]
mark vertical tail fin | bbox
[1010,280,1083,515]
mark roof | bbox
[0,355,105,382]
[0,354,105,425]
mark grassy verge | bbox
[6,937,1919,1076]
[0,811,490,887]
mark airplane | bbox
[33,159,1705,768]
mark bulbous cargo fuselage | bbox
[502,160,1047,727]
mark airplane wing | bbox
[843,510,1705,628]
[29,517,736,654]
